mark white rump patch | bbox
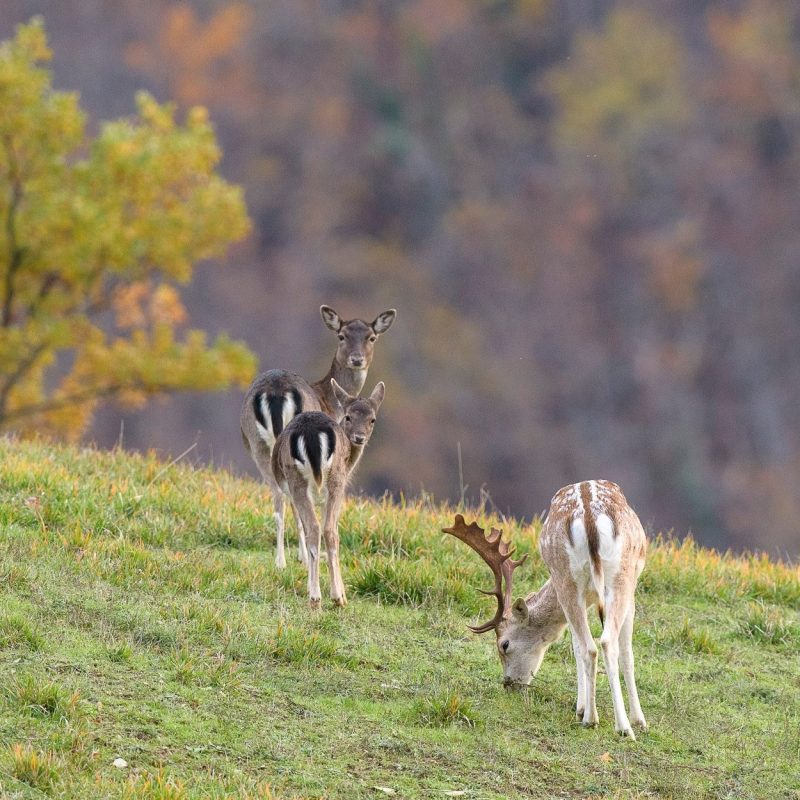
[255,394,274,446]
[294,434,308,473]
[282,392,297,430]
[567,516,591,585]
[319,432,335,471]
[597,512,623,568]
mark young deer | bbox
[241,305,395,568]
[443,480,648,739]
[272,380,385,608]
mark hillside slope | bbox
[0,439,798,799]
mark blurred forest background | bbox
[2,0,799,557]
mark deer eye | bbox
[344,415,351,422]
[369,418,375,425]
[501,640,510,653]
[338,334,345,341]
[369,335,376,342]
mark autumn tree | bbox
[0,18,255,438]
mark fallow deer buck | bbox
[241,305,396,568]
[443,480,648,739]
[272,380,385,608]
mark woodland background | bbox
[2,0,799,558]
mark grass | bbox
[0,436,798,798]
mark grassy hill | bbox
[0,438,798,800]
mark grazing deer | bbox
[241,305,396,568]
[443,480,648,739]
[272,380,385,608]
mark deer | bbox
[443,479,648,739]
[271,380,385,608]
[240,305,396,568]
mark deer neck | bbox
[528,579,566,627]
[346,441,365,473]
[313,358,367,418]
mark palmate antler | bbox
[442,514,528,633]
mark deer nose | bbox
[352,434,366,445]
[349,356,365,368]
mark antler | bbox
[442,514,528,634]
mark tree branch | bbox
[0,382,133,426]
[2,135,25,328]
[0,340,49,420]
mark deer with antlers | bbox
[443,479,648,739]
[272,380,385,608]
[241,305,396,568]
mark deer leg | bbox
[620,601,647,730]
[287,498,308,566]
[296,516,308,565]
[322,490,346,607]
[600,589,636,739]
[257,461,287,569]
[560,593,599,727]
[291,488,322,608]
[571,629,587,721]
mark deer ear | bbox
[372,309,396,334]
[369,381,385,409]
[320,305,341,332]
[512,598,529,623]
[330,379,352,408]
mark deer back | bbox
[271,411,348,493]
[539,480,647,596]
[241,370,324,453]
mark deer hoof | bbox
[333,596,347,608]
[632,716,648,730]
[309,598,321,610]
[618,727,636,741]
[575,707,585,721]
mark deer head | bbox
[443,514,565,688]
[320,306,396,371]
[331,379,385,448]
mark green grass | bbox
[0,437,799,799]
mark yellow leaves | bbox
[5,17,51,63]
[0,19,255,440]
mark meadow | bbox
[0,437,798,799]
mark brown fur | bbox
[239,306,395,568]
[271,381,385,607]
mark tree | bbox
[0,18,255,438]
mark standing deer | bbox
[443,479,648,739]
[241,305,396,568]
[272,380,385,607]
